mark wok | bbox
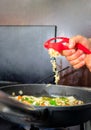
[0,84,91,128]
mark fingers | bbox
[69,54,86,69]
[66,50,84,61]
[72,61,85,69]
[62,49,75,56]
[62,35,91,71]
[85,54,91,72]
[63,49,86,69]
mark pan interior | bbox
[0,84,91,105]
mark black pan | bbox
[0,84,91,128]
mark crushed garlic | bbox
[48,49,60,84]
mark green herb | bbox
[22,97,34,103]
[35,102,40,106]
[49,99,57,106]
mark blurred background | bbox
[0,0,91,87]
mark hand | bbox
[62,35,91,71]
[85,54,91,72]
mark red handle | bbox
[44,37,91,54]
[76,43,91,54]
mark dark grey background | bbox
[0,0,91,86]
[0,25,56,83]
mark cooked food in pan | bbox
[14,95,84,106]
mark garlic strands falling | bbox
[48,48,60,58]
[48,49,60,84]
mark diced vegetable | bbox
[14,95,84,107]
[49,99,57,106]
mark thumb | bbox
[68,39,76,49]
